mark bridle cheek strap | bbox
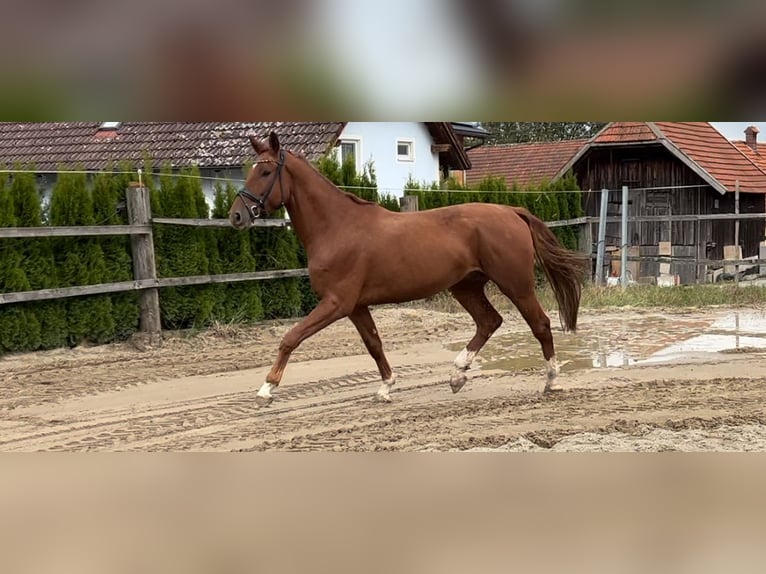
[237,149,286,222]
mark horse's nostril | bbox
[234,212,241,223]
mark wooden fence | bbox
[0,186,308,338]
[584,186,766,286]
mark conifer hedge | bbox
[211,182,263,323]
[0,170,42,352]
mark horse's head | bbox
[229,131,291,229]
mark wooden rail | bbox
[0,225,151,238]
[0,270,310,306]
[152,218,290,228]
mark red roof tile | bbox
[654,122,766,193]
[591,122,658,144]
[732,140,766,172]
[466,139,587,188]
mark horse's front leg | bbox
[256,296,349,407]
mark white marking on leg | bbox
[257,382,276,400]
[545,357,562,392]
[454,348,476,371]
[376,375,396,402]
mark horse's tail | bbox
[513,207,588,333]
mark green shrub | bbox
[0,170,42,353]
[50,170,115,346]
[211,182,264,323]
[153,165,220,329]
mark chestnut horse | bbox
[230,132,587,406]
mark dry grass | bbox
[414,282,766,315]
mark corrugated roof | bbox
[466,139,587,187]
[0,122,346,171]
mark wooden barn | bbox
[556,122,766,284]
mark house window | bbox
[338,138,361,171]
[397,139,414,162]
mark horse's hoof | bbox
[374,392,392,404]
[255,394,274,407]
[544,384,564,394]
[450,373,467,394]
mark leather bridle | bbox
[236,149,286,222]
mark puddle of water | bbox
[453,311,766,373]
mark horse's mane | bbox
[288,150,379,207]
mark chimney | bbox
[745,125,759,152]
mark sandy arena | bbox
[1,304,766,452]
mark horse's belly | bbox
[360,251,476,305]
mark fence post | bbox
[126,184,162,344]
[735,180,740,286]
[577,221,593,256]
[594,188,609,285]
[621,185,629,287]
[400,195,419,213]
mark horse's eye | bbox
[262,170,272,177]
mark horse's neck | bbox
[285,164,358,254]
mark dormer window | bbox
[96,121,122,139]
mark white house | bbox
[335,122,473,195]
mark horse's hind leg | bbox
[505,291,561,393]
[448,276,503,393]
[349,306,396,402]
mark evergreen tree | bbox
[154,166,216,329]
[258,224,303,319]
[474,175,507,205]
[0,171,42,352]
[92,169,139,339]
[50,170,115,346]
[6,168,69,350]
[378,193,401,212]
[315,153,379,203]
[211,182,263,323]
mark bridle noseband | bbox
[237,149,286,222]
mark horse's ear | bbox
[269,131,281,153]
[249,135,268,155]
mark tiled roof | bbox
[655,122,766,193]
[0,122,346,171]
[466,139,587,187]
[590,122,658,144]
[0,122,472,173]
[732,140,766,172]
[575,122,766,193]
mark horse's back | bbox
[406,202,531,237]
